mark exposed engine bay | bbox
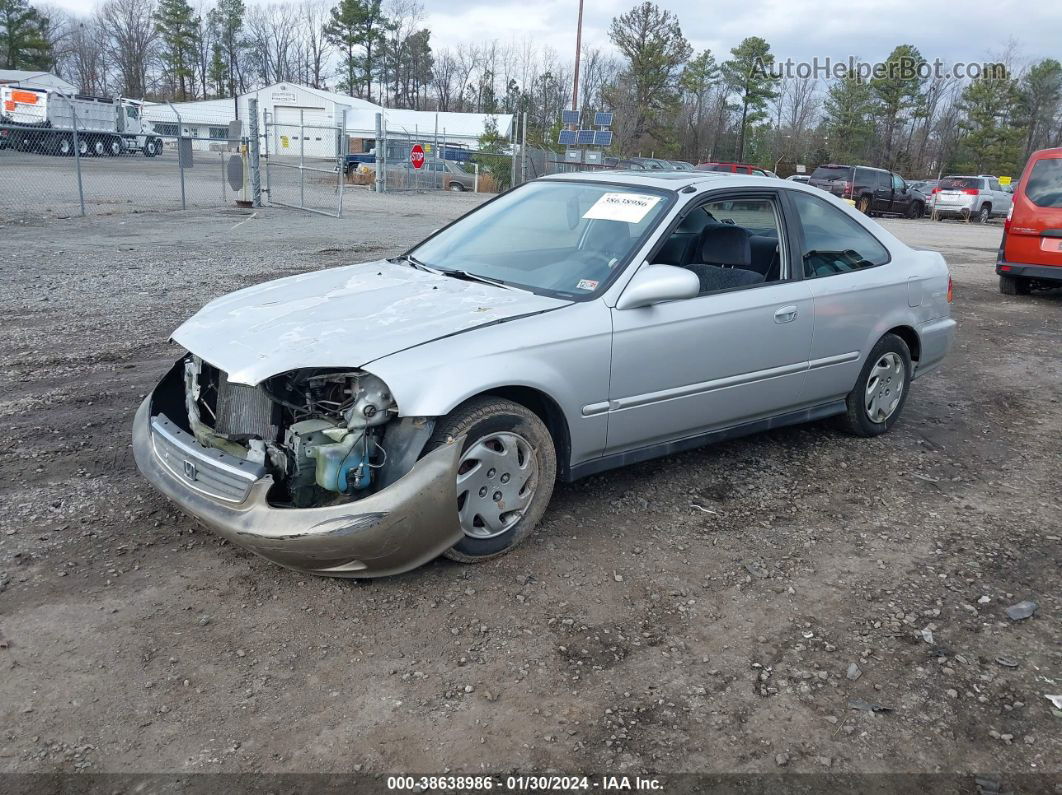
[183,356,400,507]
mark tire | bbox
[907,201,924,219]
[448,182,464,192]
[57,135,73,157]
[857,195,871,214]
[838,334,913,437]
[106,137,122,156]
[978,204,991,223]
[88,137,105,157]
[77,137,89,157]
[424,397,556,563]
[143,138,159,157]
[999,274,1030,295]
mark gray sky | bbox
[47,0,1061,71]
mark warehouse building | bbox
[143,82,512,156]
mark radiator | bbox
[214,369,277,441]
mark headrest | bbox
[700,224,752,267]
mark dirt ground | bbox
[0,195,1059,785]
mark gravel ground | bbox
[0,196,1059,784]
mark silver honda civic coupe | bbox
[133,171,956,577]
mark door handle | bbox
[774,305,798,323]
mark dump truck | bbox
[0,85,164,157]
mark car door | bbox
[989,178,1011,215]
[605,189,815,454]
[784,190,905,403]
[872,170,893,212]
[890,173,909,214]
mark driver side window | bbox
[654,196,787,295]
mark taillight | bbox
[1004,204,1013,232]
[947,276,953,303]
[840,180,851,197]
[962,188,979,195]
[931,187,940,194]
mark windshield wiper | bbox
[401,253,434,272]
[436,269,514,290]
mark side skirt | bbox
[565,400,847,482]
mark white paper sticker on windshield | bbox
[583,192,661,224]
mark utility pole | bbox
[572,0,584,111]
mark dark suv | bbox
[809,164,925,218]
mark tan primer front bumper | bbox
[131,385,464,578]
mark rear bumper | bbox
[132,384,464,578]
[913,316,956,380]
[996,260,1062,283]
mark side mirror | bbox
[616,264,700,310]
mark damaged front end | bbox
[132,356,464,577]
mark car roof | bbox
[539,170,778,190]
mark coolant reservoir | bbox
[308,430,371,492]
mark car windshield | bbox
[409,180,670,299]
[1025,158,1062,208]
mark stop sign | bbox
[410,144,425,169]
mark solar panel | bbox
[561,109,581,125]
[594,111,614,127]
[577,129,596,145]
[594,130,613,147]
[557,129,577,146]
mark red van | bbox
[997,147,1062,295]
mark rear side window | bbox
[789,192,890,278]
[1025,158,1062,208]
[812,166,851,181]
[940,177,983,190]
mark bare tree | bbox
[300,0,331,89]
[98,0,158,98]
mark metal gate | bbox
[263,108,347,217]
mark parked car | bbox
[627,156,672,170]
[996,147,1062,294]
[808,164,926,218]
[666,160,695,171]
[786,174,811,184]
[133,171,955,578]
[696,161,769,176]
[603,157,647,171]
[908,179,938,195]
[930,175,1012,222]
[428,160,475,191]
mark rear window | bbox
[811,166,851,181]
[1025,158,1062,208]
[939,177,984,190]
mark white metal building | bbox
[142,81,513,156]
[0,70,77,93]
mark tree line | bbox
[3,0,1059,177]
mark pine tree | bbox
[722,37,778,162]
[324,0,386,101]
[0,0,51,70]
[822,68,876,163]
[155,0,196,100]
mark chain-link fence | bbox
[262,108,346,217]
[0,88,247,221]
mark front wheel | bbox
[424,397,556,562]
[907,201,924,219]
[838,334,913,437]
[448,182,464,192]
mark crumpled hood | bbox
[171,259,569,385]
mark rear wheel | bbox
[424,397,556,563]
[978,204,991,223]
[999,274,1030,295]
[89,137,105,157]
[57,135,73,157]
[448,182,464,192]
[143,138,160,157]
[106,136,122,156]
[77,137,89,157]
[857,195,871,214]
[838,334,912,437]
